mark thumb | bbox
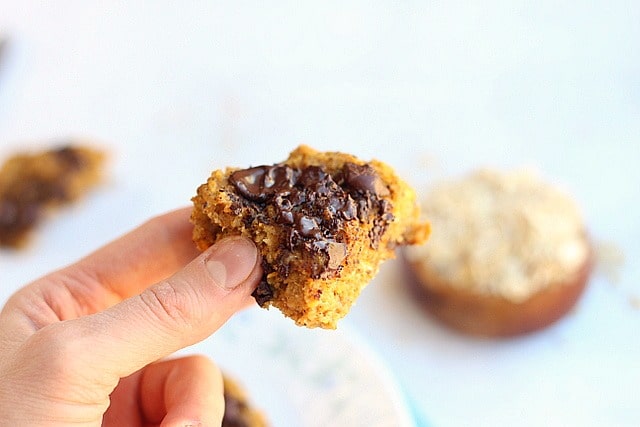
[71,235,262,380]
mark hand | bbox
[0,208,262,426]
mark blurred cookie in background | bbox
[401,168,592,338]
[0,143,106,248]
[222,373,269,427]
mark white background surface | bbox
[1,2,639,426]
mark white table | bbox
[1,3,639,426]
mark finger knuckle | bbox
[139,281,196,331]
[25,324,84,377]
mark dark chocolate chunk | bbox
[315,240,347,270]
[252,278,274,307]
[295,214,321,238]
[229,167,268,202]
[230,165,297,202]
[229,161,394,303]
[342,162,390,196]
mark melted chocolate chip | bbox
[229,161,394,303]
[342,162,390,197]
[295,214,321,238]
[230,165,297,202]
[252,278,274,307]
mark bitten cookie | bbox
[0,144,105,248]
[402,169,592,338]
[192,145,430,329]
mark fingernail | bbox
[205,236,258,290]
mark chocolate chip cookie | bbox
[0,144,105,248]
[191,145,430,329]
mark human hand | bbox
[0,208,262,426]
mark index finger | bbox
[75,207,201,301]
[2,207,201,330]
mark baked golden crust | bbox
[402,169,592,337]
[192,145,430,329]
[0,144,105,248]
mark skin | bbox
[0,208,262,426]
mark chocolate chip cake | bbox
[191,145,430,329]
[0,144,105,248]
